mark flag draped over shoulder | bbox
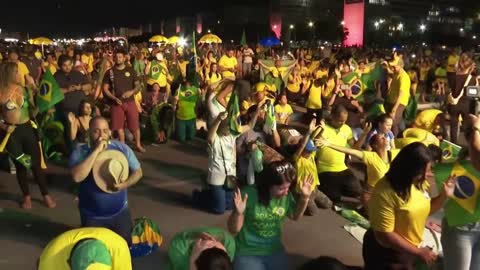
[37,69,64,113]
[342,62,382,100]
[227,92,242,135]
[434,161,480,226]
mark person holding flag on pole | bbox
[0,62,56,209]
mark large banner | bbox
[343,0,364,47]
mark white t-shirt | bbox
[208,134,238,186]
[243,48,254,64]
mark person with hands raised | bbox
[316,122,399,207]
[228,160,314,270]
[363,142,457,270]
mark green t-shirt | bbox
[168,227,236,270]
[235,186,296,256]
[176,84,199,120]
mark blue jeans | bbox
[441,221,480,270]
[194,184,233,215]
[234,251,288,270]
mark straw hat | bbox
[92,150,129,193]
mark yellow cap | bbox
[35,51,42,60]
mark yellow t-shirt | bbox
[362,150,400,188]
[419,66,429,81]
[296,152,320,193]
[148,61,169,87]
[218,55,237,79]
[414,109,443,133]
[38,227,132,270]
[368,178,431,247]
[306,83,323,110]
[323,78,336,100]
[207,72,222,86]
[81,54,94,73]
[447,54,459,73]
[287,74,301,93]
[388,69,411,107]
[274,104,293,124]
[315,69,328,80]
[316,124,353,173]
[17,61,30,87]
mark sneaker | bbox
[314,190,333,209]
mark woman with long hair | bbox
[228,160,314,270]
[0,62,56,209]
[363,142,456,269]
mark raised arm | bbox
[315,137,363,160]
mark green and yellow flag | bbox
[37,69,64,113]
[435,160,480,226]
[228,92,242,135]
[440,140,462,163]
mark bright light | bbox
[178,37,187,47]
[273,24,277,29]
[289,24,294,29]
[308,21,314,27]
[474,35,477,40]
[207,29,211,33]
[341,20,345,26]
[442,45,446,49]
[5,38,18,42]
[460,28,464,32]
[374,21,380,28]
[419,24,426,32]
[412,54,416,58]
[290,40,293,43]
[397,23,404,31]
[148,48,153,53]
[422,42,426,46]
[230,40,234,43]
[217,20,221,24]
[77,40,84,46]
[379,19,385,24]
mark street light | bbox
[460,28,464,32]
[308,21,314,28]
[474,35,477,40]
[419,24,426,32]
[207,29,211,33]
[289,24,294,29]
[397,23,404,31]
[374,21,380,29]
[341,20,345,26]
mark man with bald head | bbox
[69,116,143,244]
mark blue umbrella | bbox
[259,36,281,47]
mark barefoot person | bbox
[70,116,143,244]
[0,62,55,209]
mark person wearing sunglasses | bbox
[228,160,314,270]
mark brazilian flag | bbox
[341,72,361,97]
[130,217,163,257]
[434,160,480,226]
[342,63,383,100]
[440,140,462,163]
[227,92,242,135]
[37,69,64,113]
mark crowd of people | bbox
[1,39,480,270]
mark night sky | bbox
[0,0,264,37]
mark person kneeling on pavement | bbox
[168,227,235,270]
[70,116,143,244]
[38,227,132,270]
[292,119,332,215]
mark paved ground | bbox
[0,139,363,270]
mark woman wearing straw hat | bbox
[70,116,143,244]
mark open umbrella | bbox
[259,37,281,47]
[30,37,54,56]
[149,35,168,43]
[168,36,179,45]
[198,33,222,44]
